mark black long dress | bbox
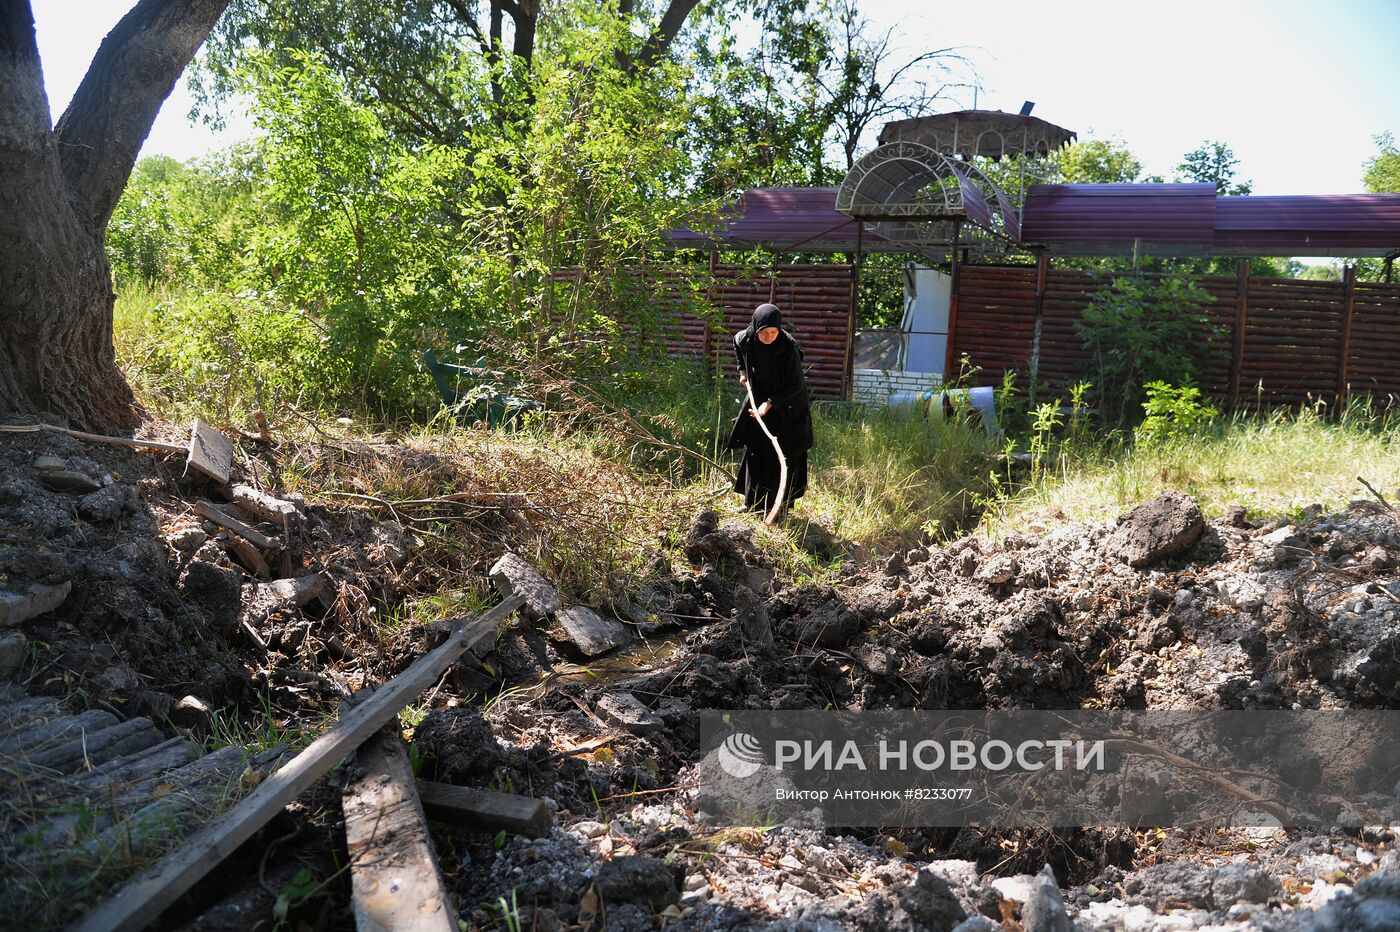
[725,305,814,513]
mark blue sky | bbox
[32,0,1400,195]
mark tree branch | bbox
[55,0,230,229]
[629,0,700,73]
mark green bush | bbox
[1076,271,1219,426]
[1135,381,1219,446]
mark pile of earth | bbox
[410,492,1400,931]
[5,422,1399,931]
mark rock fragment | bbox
[489,553,560,620]
[1021,864,1074,932]
[0,581,72,627]
[595,691,663,736]
[1107,491,1205,567]
[555,606,634,656]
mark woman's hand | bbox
[749,400,772,418]
[738,372,748,386]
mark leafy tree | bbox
[1363,131,1400,193]
[197,0,702,143]
[1176,140,1252,196]
[128,4,713,417]
[1056,137,1142,184]
[684,0,976,192]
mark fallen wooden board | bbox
[227,536,271,578]
[186,419,233,485]
[417,781,552,839]
[195,501,276,550]
[69,590,525,932]
[229,484,299,533]
[344,727,457,932]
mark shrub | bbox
[1076,271,1218,426]
[1134,381,1219,446]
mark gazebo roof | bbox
[877,110,1077,160]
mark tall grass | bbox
[985,400,1400,533]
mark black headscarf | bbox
[742,303,794,363]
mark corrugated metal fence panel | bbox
[951,265,1400,407]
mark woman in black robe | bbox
[726,303,814,517]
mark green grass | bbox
[983,401,1400,533]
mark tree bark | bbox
[0,0,228,431]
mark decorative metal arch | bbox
[835,141,1019,256]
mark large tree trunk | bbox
[0,0,229,432]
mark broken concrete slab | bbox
[0,580,72,627]
[595,691,663,736]
[490,553,560,621]
[1107,491,1205,568]
[555,606,635,656]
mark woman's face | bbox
[757,326,779,344]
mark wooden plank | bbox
[195,501,277,550]
[0,709,117,756]
[229,484,299,533]
[227,536,272,579]
[1230,258,1250,409]
[343,727,457,932]
[186,420,233,485]
[1336,264,1358,407]
[417,781,552,838]
[69,591,524,932]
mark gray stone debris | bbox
[1107,491,1205,567]
[555,606,634,656]
[0,580,72,627]
[489,552,560,620]
[171,695,213,733]
[38,469,102,494]
[595,691,663,736]
[1021,864,1074,932]
[0,630,26,678]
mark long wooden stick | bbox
[69,592,525,932]
[742,378,788,526]
[0,422,185,453]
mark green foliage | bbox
[1363,131,1400,194]
[1056,137,1142,184]
[1134,381,1219,446]
[1076,272,1218,426]
[1027,400,1063,485]
[1176,140,1252,196]
[684,0,975,192]
[116,8,719,420]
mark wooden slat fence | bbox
[950,264,1400,408]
